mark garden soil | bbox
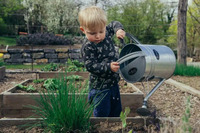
[1,73,200,132]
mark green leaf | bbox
[128,129,133,133]
[26,85,36,91]
[17,84,27,90]
[125,107,130,116]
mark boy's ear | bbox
[80,27,85,33]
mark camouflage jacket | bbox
[81,21,123,90]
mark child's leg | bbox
[88,89,111,117]
[109,84,122,117]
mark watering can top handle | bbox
[120,32,141,47]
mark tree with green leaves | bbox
[107,0,176,44]
[0,0,25,35]
[168,0,200,59]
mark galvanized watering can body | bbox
[117,33,176,116]
[119,44,176,83]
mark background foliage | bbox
[0,0,199,57]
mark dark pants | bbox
[88,84,122,117]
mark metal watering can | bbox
[118,33,176,116]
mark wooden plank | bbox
[0,117,161,128]
[121,93,144,117]
[0,117,145,127]
[1,109,38,118]
[165,78,200,98]
[0,118,42,128]
[2,94,39,109]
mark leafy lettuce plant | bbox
[66,59,86,72]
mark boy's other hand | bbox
[116,29,125,39]
[110,62,120,72]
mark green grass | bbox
[5,64,47,69]
[0,36,16,46]
[174,63,200,76]
[0,59,4,67]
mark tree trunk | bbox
[177,0,188,65]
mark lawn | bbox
[0,36,16,46]
[5,64,47,69]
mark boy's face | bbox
[80,26,106,44]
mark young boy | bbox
[78,6,125,117]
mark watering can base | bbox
[136,107,151,116]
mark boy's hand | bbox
[110,62,120,72]
[116,29,125,39]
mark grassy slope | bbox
[0,36,16,46]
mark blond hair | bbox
[78,6,107,31]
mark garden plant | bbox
[28,75,94,132]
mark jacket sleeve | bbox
[106,21,124,37]
[83,44,113,78]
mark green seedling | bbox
[182,96,192,133]
[120,107,133,133]
[41,63,59,72]
[66,75,82,80]
[43,78,59,90]
[33,79,45,84]
[17,84,36,92]
[72,60,84,67]
[66,59,86,72]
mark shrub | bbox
[16,32,72,46]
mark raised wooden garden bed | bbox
[0,79,143,118]
[0,66,5,80]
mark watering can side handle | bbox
[117,51,146,64]
[119,33,141,47]
[125,33,141,45]
[119,39,126,47]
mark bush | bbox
[16,32,72,46]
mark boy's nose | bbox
[95,33,100,38]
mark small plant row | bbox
[16,32,72,46]
[17,75,84,93]
[41,59,86,72]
